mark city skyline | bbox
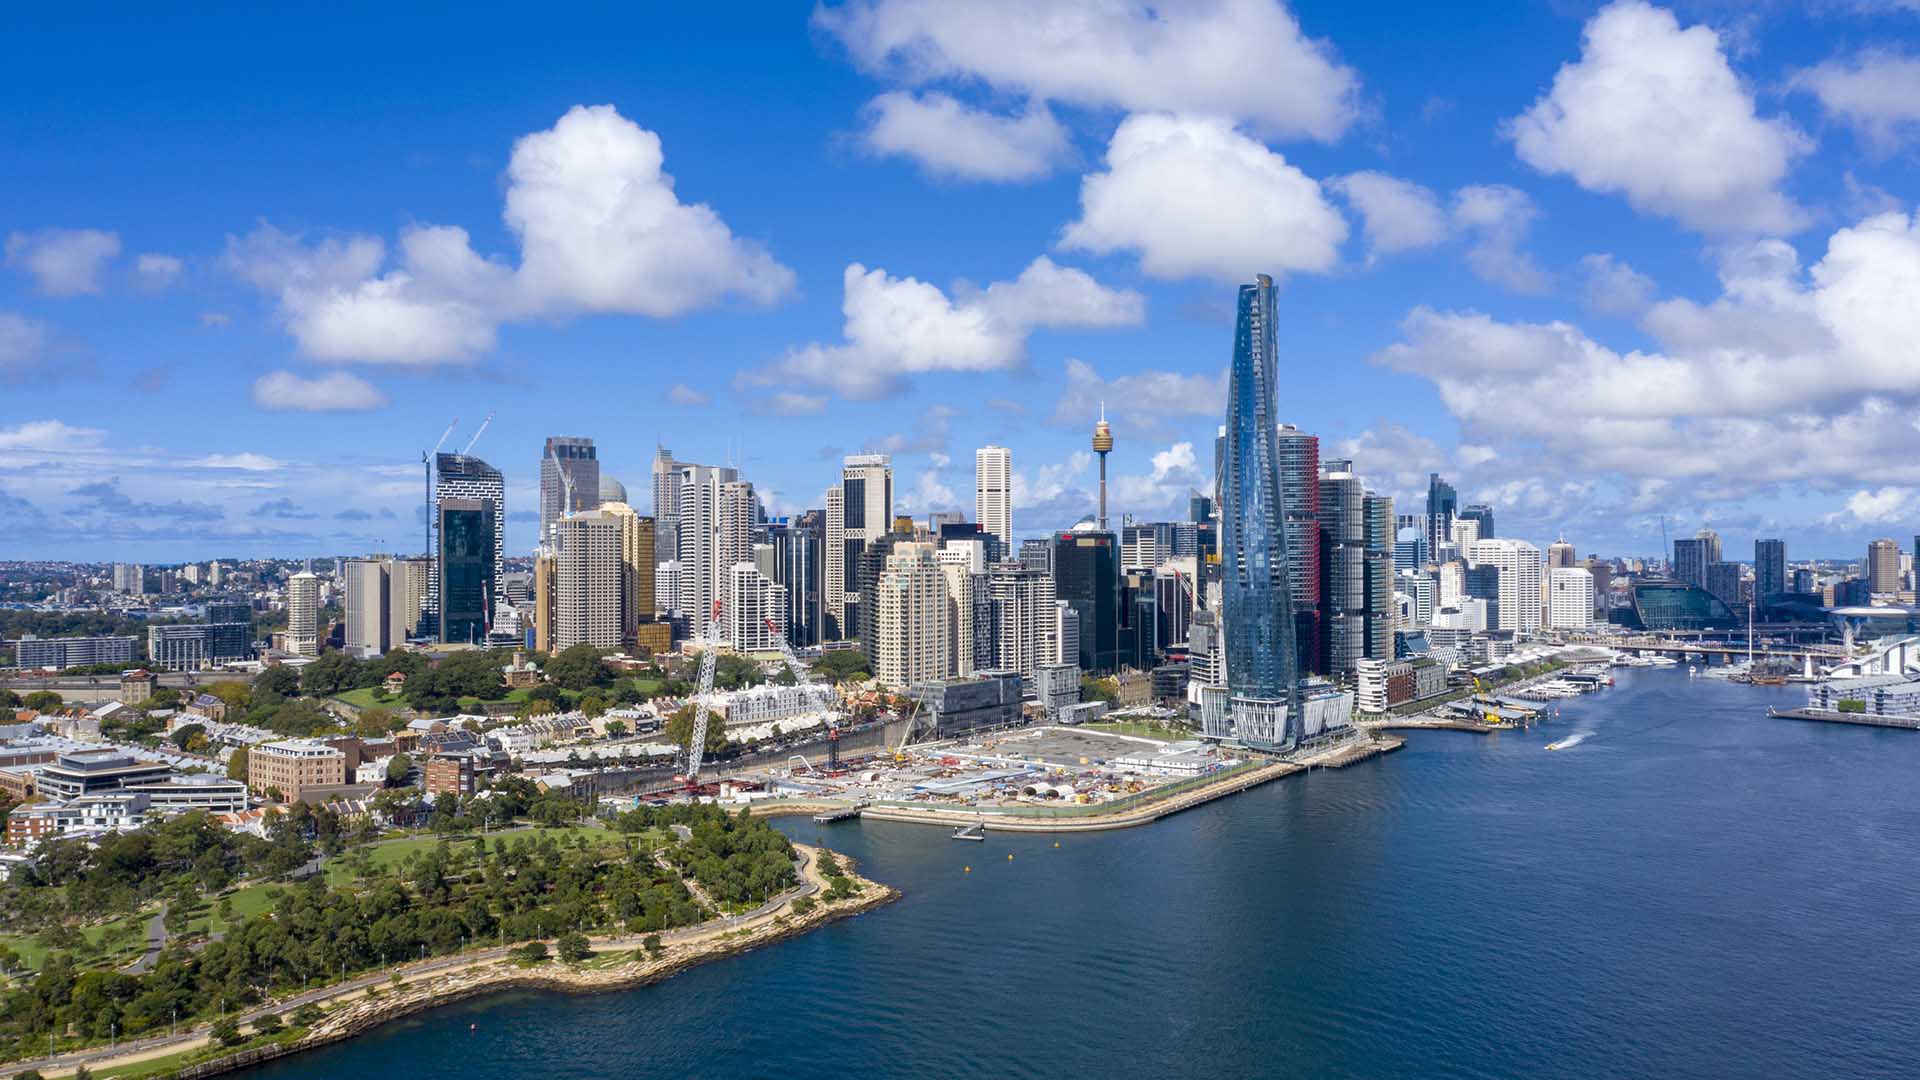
[8,2,1920,562]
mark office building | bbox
[1458,504,1495,540]
[342,559,391,658]
[1548,567,1595,628]
[1672,529,1721,590]
[1867,538,1902,595]
[835,454,893,642]
[286,571,319,657]
[247,739,347,802]
[1467,539,1544,633]
[1363,492,1395,662]
[1275,424,1321,675]
[1399,569,1435,626]
[1218,274,1299,747]
[1547,539,1577,569]
[1426,474,1458,569]
[554,510,623,650]
[1318,460,1367,677]
[15,635,138,671]
[1052,529,1119,674]
[873,542,948,689]
[437,497,497,645]
[767,511,824,647]
[1394,527,1428,573]
[540,436,601,542]
[1755,539,1788,599]
[1706,561,1744,608]
[433,452,505,626]
[975,445,1012,553]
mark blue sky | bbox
[5,0,1920,564]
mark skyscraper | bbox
[1275,424,1321,675]
[1218,274,1299,747]
[1755,538,1787,599]
[873,541,948,689]
[438,497,496,644]
[597,501,656,647]
[769,511,824,647]
[286,571,319,657]
[433,452,505,628]
[838,454,893,640]
[540,436,601,543]
[1092,408,1113,532]
[1548,567,1595,628]
[1319,460,1366,677]
[1467,539,1544,633]
[1867,538,1902,594]
[1052,529,1120,674]
[553,510,622,650]
[987,562,1055,685]
[1547,538,1577,569]
[975,445,1012,553]
[342,559,390,658]
[1426,474,1457,565]
[1458,503,1495,541]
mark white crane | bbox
[461,410,495,455]
[547,442,577,520]
[684,601,727,787]
[422,417,459,558]
[763,616,845,770]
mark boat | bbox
[1545,740,1566,751]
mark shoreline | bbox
[756,733,1404,833]
[21,844,896,1080]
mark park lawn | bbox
[325,825,629,888]
[182,882,283,937]
[333,686,390,710]
[0,910,154,973]
[1083,721,1188,742]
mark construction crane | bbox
[547,442,577,520]
[422,417,459,558]
[763,616,844,770]
[461,410,495,455]
[890,697,925,765]
[683,601,727,789]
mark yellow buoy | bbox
[1008,853,1015,861]
[964,866,970,873]
[1053,841,1060,848]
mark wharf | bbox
[1767,707,1920,731]
[1364,717,1502,734]
[811,803,867,823]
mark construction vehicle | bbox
[889,698,926,765]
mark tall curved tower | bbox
[1218,274,1300,748]
[1092,405,1113,532]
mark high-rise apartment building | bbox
[975,445,1012,553]
[1319,460,1366,677]
[726,562,787,652]
[987,562,1055,684]
[1467,539,1544,634]
[598,502,656,647]
[823,485,846,640]
[540,436,601,543]
[1362,491,1395,662]
[1547,567,1595,628]
[554,510,622,650]
[286,571,319,657]
[342,559,390,658]
[1218,275,1299,747]
[873,542,948,689]
[112,563,145,594]
[1755,539,1787,599]
[936,546,979,678]
[672,466,747,635]
[1867,537,1902,595]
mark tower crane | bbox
[683,601,727,789]
[422,417,459,558]
[462,410,495,455]
[547,443,577,520]
[763,616,845,771]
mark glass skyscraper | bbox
[1217,274,1299,748]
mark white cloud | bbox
[1451,184,1550,294]
[0,419,107,451]
[897,469,961,513]
[751,256,1141,399]
[1825,486,1920,526]
[187,453,285,472]
[1052,357,1227,428]
[5,228,121,296]
[134,253,184,292]
[229,105,793,365]
[1792,49,1920,155]
[199,312,233,329]
[665,383,710,407]
[0,313,51,380]
[1061,113,1347,280]
[1505,0,1808,234]
[1112,440,1206,511]
[1577,253,1656,315]
[747,391,829,416]
[250,370,389,413]
[816,0,1361,141]
[1371,209,1920,496]
[1329,172,1448,261]
[859,92,1070,181]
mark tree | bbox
[290,1003,324,1028]
[1081,675,1119,706]
[355,707,400,739]
[0,688,20,708]
[578,694,608,718]
[169,723,207,751]
[205,680,252,711]
[252,1012,283,1036]
[544,644,608,691]
[811,650,870,683]
[664,705,728,758]
[226,747,249,783]
[254,664,302,699]
[714,652,764,691]
[555,932,591,963]
[300,651,362,696]
[643,933,663,958]
[22,690,62,713]
[386,754,414,787]
[604,719,628,739]
[211,1017,245,1046]
[511,941,548,964]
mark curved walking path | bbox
[11,844,892,1080]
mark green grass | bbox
[180,882,282,938]
[91,1025,312,1079]
[0,911,152,973]
[1082,721,1189,742]
[324,825,627,888]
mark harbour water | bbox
[246,668,1920,1079]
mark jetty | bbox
[1767,707,1920,731]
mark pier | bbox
[811,804,867,823]
[1766,707,1920,731]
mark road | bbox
[8,847,825,1079]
